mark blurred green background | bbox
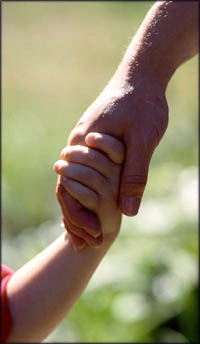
[2,2,198,343]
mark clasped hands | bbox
[54,77,168,250]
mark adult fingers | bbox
[63,217,103,248]
[68,231,86,251]
[85,132,124,164]
[63,217,86,251]
[56,177,102,237]
[118,138,152,216]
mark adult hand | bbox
[68,76,169,216]
[56,73,168,247]
[56,1,197,248]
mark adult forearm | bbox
[116,1,198,89]
[6,232,115,342]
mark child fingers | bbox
[63,217,103,248]
[54,160,106,195]
[85,132,125,164]
[60,145,112,178]
[60,175,99,210]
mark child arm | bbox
[6,133,124,343]
[6,232,114,343]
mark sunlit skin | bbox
[6,133,124,342]
[55,132,124,249]
[56,1,198,250]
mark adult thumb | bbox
[119,139,152,216]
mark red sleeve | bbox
[1,264,14,343]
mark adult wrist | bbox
[114,51,173,94]
[116,1,198,92]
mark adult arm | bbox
[57,1,198,242]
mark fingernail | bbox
[88,224,101,238]
[91,229,101,238]
[122,197,141,216]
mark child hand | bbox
[54,133,124,250]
